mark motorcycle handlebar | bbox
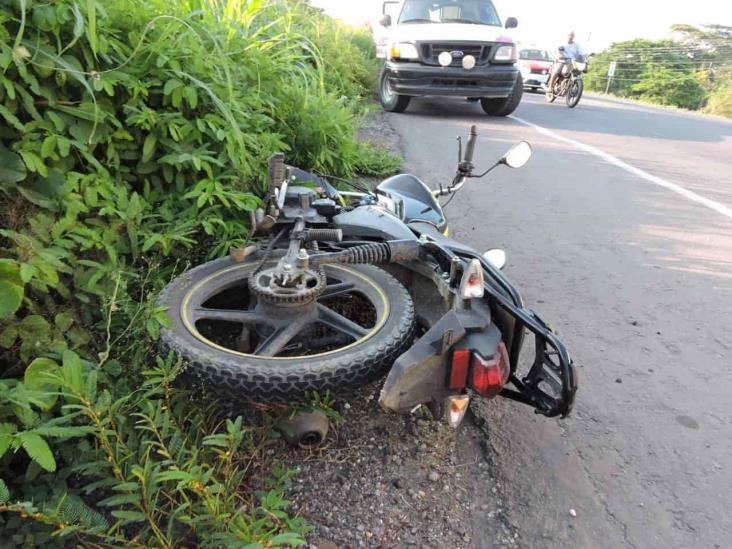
[464,125,478,165]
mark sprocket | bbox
[248,266,326,305]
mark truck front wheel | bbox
[480,74,523,116]
[379,70,411,113]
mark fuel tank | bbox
[377,174,447,233]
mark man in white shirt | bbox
[546,31,585,94]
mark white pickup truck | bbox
[376,0,522,116]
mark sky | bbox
[309,0,732,52]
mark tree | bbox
[585,25,732,114]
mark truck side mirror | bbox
[379,14,392,27]
[505,17,518,29]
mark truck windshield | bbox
[398,0,502,26]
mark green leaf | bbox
[97,493,141,507]
[163,79,184,96]
[269,533,306,546]
[61,350,85,395]
[19,264,36,283]
[0,104,24,132]
[86,0,97,58]
[24,358,60,411]
[0,423,15,460]
[142,135,156,162]
[41,135,57,159]
[57,137,71,157]
[24,357,60,385]
[0,326,18,348]
[19,315,49,337]
[66,327,91,347]
[0,281,24,318]
[110,510,145,522]
[71,3,85,40]
[0,146,27,184]
[19,151,48,177]
[185,87,198,109]
[18,432,56,472]
[55,312,74,331]
[31,425,93,437]
[0,479,9,504]
[141,234,161,252]
[0,260,22,285]
[111,482,140,492]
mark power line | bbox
[592,44,732,54]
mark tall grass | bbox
[0,0,390,546]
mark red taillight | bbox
[449,349,471,390]
[470,342,510,399]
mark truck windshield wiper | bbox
[401,18,435,24]
[441,18,487,25]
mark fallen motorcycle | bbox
[158,126,578,437]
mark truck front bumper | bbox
[385,61,519,98]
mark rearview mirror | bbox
[379,14,392,27]
[505,17,518,29]
[483,249,507,270]
[502,141,532,169]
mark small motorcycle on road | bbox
[159,127,578,440]
[546,50,588,108]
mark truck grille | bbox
[419,42,494,67]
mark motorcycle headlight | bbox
[390,43,419,61]
[574,61,587,71]
[493,45,517,63]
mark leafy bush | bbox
[0,0,389,545]
[706,83,732,117]
[585,28,732,114]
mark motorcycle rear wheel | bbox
[158,257,415,403]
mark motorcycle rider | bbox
[546,31,584,94]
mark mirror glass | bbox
[505,17,518,29]
[483,249,507,270]
[503,141,532,169]
[379,14,392,27]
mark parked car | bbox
[518,48,552,92]
[376,0,523,116]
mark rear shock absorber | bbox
[309,240,421,267]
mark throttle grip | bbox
[463,125,478,164]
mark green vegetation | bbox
[586,24,732,116]
[0,0,392,546]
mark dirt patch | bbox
[358,107,403,156]
[284,385,520,549]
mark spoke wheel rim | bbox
[181,264,389,360]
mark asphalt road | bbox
[386,92,732,549]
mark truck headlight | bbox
[494,45,517,62]
[390,43,419,61]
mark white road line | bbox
[509,114,732,221]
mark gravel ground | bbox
[280,110,522,549]
[284,385,520,549]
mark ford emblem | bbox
[450,50,465,59]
